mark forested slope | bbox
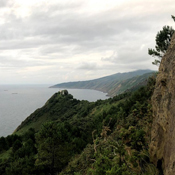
[51,70,155,97]
[0,76,159,175]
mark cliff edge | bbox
[150,32,175,175]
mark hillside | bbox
[50,69,155,97]
[0,76,159,175]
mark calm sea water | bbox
[0,85,108,137]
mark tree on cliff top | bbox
[148,15,175,66]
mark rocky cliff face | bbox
[150,33,175,175]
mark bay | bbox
[0,85,108,137]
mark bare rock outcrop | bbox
[150,33,175,175]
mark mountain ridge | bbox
[50,69,155,97]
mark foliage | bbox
[172,15,175,22]
[51,70,154,97]
[60,76,157,175]
[35,122,71,175]
[148,16,175,66]
[0,76,158,174]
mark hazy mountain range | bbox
[50,69,156,97]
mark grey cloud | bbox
[39,44,75,57]
[0,0,7,7]
[101,51,118,63]
[0,0,173,83]
[0,0,13,8]
[0,55,49,68]
[0,1,156,47]
[1,0,174,54]
[101,47,149,65]
[77,62,98,70]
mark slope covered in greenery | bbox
[50,70,155,97]
[0,76,158,175]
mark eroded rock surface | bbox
[150,33,175,175]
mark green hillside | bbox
[50,70,155,97]
[0,76,159,175]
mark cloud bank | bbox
[0,0,174,84]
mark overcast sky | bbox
[0,0,175,84]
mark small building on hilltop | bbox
[60,90,68,96]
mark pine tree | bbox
[148,16,175,66]
[35,122,62,175]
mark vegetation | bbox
[148,15,175,66]
[1,14,174,175]
[50,70,155,97]
[0,76,159,174]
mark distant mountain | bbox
[50,69,156,97]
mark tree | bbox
[12,139,22,153]
[35,122,70,175]
[0,137,8,152]
[148,16,175,66]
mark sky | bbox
[0,0,175,84]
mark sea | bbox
[0,85,108,137]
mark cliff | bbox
[150,32,175,175]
